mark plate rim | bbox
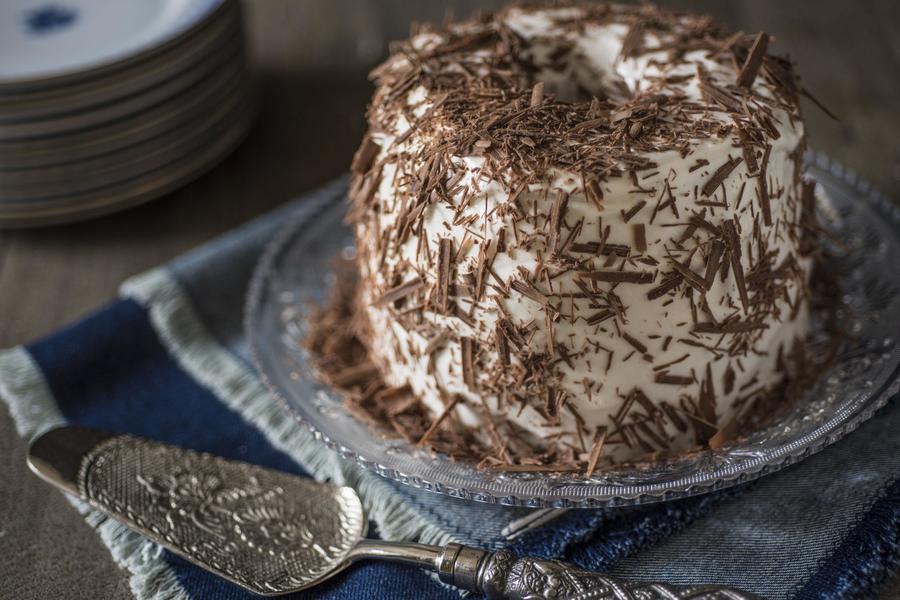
[0,59,249,197]
[0,93,255,228]
[0,30,245,141]
[0,48,248,169]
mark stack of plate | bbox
[0,0,254,228]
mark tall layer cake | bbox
[346,3,817,465]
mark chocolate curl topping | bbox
[736,32,770,88]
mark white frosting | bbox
[354,7,809,462]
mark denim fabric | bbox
[795,477,900,600]
[27,299,457,600]
[605,397,900,599]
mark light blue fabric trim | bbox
[0,347,190,600]
[0,347,64,440]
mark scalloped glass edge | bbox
[246,152,900,508]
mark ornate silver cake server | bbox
[27,426,759,599]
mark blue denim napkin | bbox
[1,173,897,600]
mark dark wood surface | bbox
[1,1,898,597]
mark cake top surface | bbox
[366,2,804,186]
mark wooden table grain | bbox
[1,1,898,597]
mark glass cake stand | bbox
[246,154,900,508]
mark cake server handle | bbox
[432,541,760,600]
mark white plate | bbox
[0,65,250,197]
[0,53,246,169]
[0,3,240,121]
[0,0,226,86]
[0,95,255,227]
[0,33,243,140]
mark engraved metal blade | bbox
[28,426,367,596]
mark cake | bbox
[345,3,819,467]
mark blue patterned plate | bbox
[0,0,226,87]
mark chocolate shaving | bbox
[584,427,608,477]
[799,179,818,256]
[646,275,682,300]
[570,242,629,256]
[373,278,424,307]
[652,353,690,372]
[417,394,461,446]
[800,86,839,121]
[701,156,742,197]
[723,220,749,311]
[690,213,720,236]
[694,321,768,334]
[461,337,476,390]
[622,332,648,354]
[351,136,381,174]
[708,415,740,449]
[697,63,742,112]
[548,190,569,255]
[424,331,449,355]
[619,23,644,58]
[723,364,736,395]
[696,364,718,442]
[631,388,657,416]
[736,32,770,88]
[497,318,526,348]
[632,223,647,253]
[495,323,510,366]
[655,373,694,386]
[758,144,772,226]
[634,420,668,450]
[436,238,453,312]
[689,159,710,173]
[511,279,550,306]
[704,240,725,287]
[661,403,688,433]
[737,126,760,175]
[622,200,647,223]
[577,270,654,284]
[585,178,604,210]
[331,362,380,388]
[670,260,709,292]
[586,310,615,325]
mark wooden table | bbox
[1,1,898,597]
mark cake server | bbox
[27,426,759,599]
